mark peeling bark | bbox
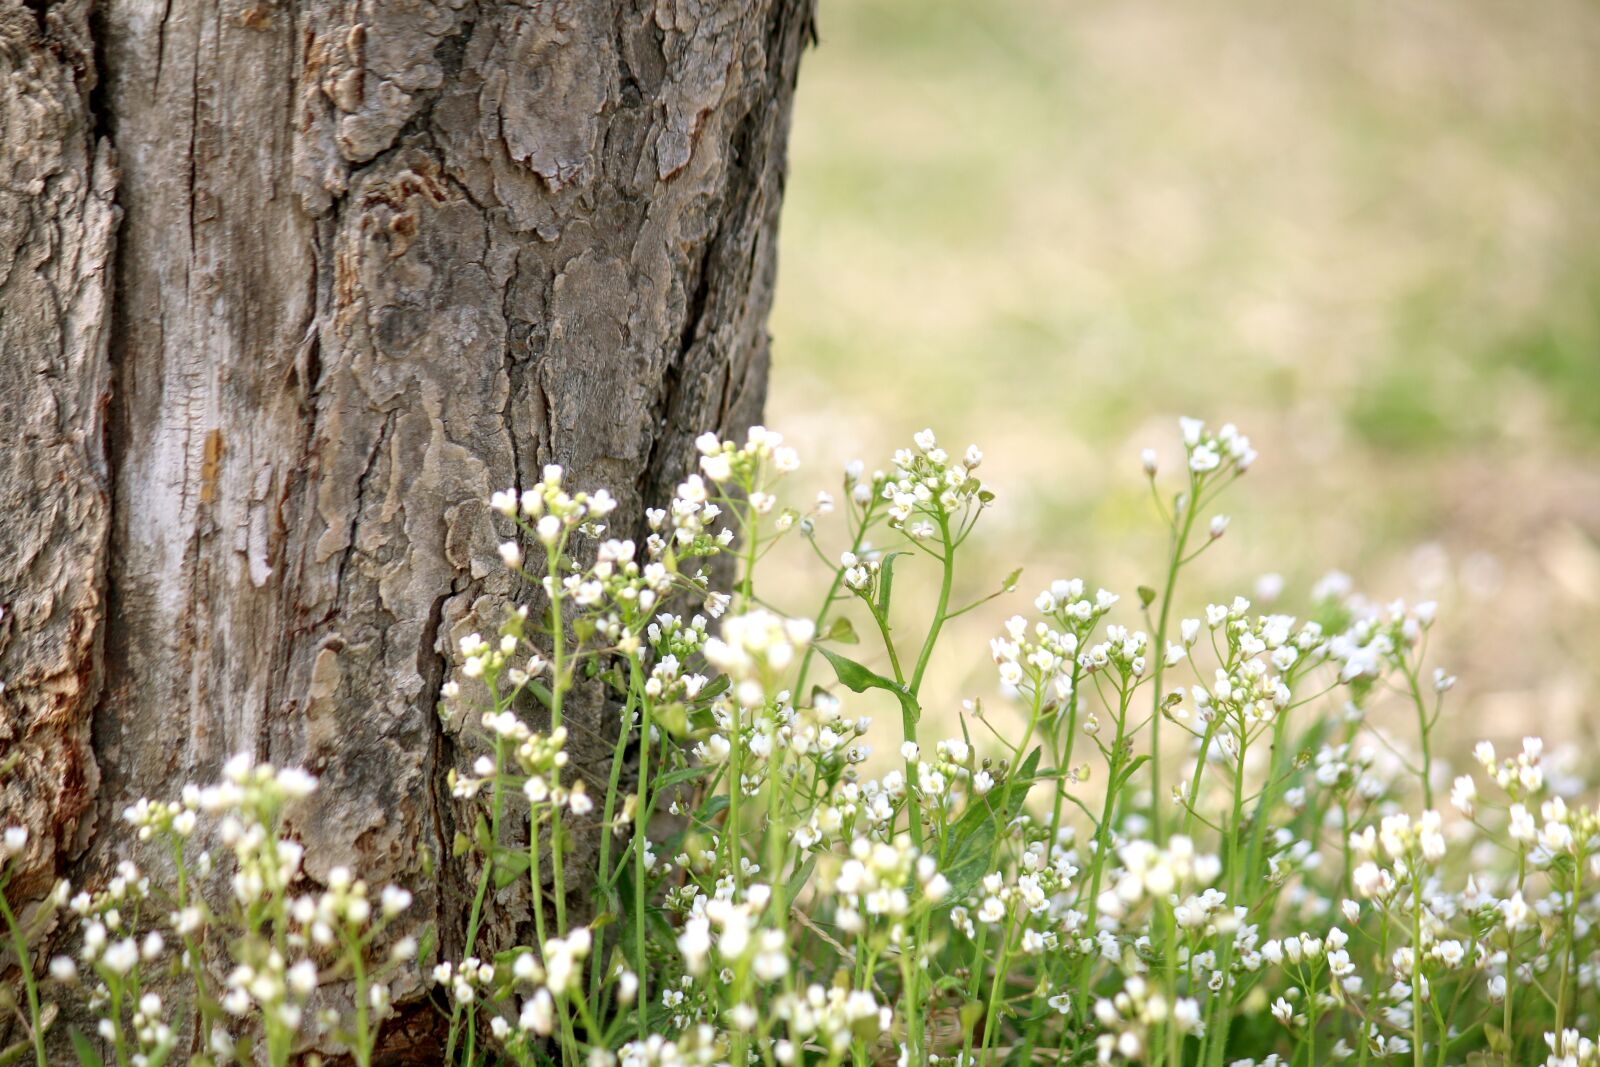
[0,0,813,1058]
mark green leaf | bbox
[815,644,898,695]
[652,764,712,791]
[415,922,438,966]
[876,551,911,615]
[696,674,731,702]
[786,856,818,903]
[652,702,689,739]
[822,616,859,645]
[940,747,1042,900]
[473,813,493,853]
[493,848,531,889]
[694,794,731,825]
[815,646,920,725]
[70,1030,106,1067]
[1114,754,1151,792]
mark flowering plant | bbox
[3,418,1596,1067]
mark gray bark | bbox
[1,0,813,1058]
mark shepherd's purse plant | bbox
[3,417,1597,1067]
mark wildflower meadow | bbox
[3,419,1596,1067]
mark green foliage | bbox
[4,418,1597,1067]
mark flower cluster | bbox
[5,416,1597,1067]
[880,427,990,535]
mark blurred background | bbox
[764,0,1600,763]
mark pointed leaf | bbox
[1114,754,1151,792]
[696,674,731,702]
[940,747,1043,900]
[877,551,911,615]
[415,922,439,966]
[815,646,920,724]
[823,616,859,645]
[786,856,818,903]
[694,794,731,825]
[70,1031,106,1067]
[652,765,712,791]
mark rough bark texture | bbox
[0,0,117,904]
[1,0,813,1058]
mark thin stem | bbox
[448,724,507,1064]
[1399,658,1434,808]
[0,883,48,1067]
[904,508,959,1063]
[589,658,641,1004]
[1150,473,1202,845]
[347,929,373,1067]
[978,916,1017,1065]
[1554,847,1583,1038]
[1411,855,1426,1067]
[909,510,957,697]
[1077,679,1134,1018]
[795,496,877,696]
[548,565,570,937]
[634,681,655,1036]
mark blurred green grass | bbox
[767,0,1600,752]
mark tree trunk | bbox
[0,0,813,1058]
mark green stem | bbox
[978,916,1017,1066]
[448,726,507,1064]
[1077,681,1134,1018]
[1399,659,1434,808]
[348,929,373,1067]
[1150,473,1201,845]
[794,497,876,696]
[107,979,131,1067]
[1411,856,1426,1067]
[1242,710,1290,891]
[1554,847,1583,1038]
[634,684,655,1036]
[909,510,957,697]
[170,842,216,1043]
[549,569,570,937]
[1162,904,1181,1067]
[589,658,641,1004]
[906,509,959,1063]
[1200,730,1252,1067]
[1046,664,1084,859]
[0,883,48,1067]
[1503,924,1518,1066]
[1180,715,1221,841]
[529,809,549,955]
[1306,965,1319,1067]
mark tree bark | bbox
[0,0,813,1058]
